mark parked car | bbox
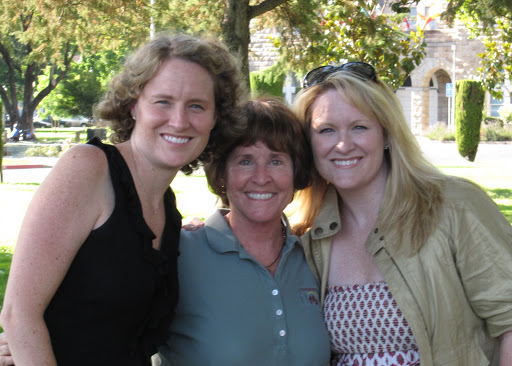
[33,120,52,128]
[59,116,94,128]
[33,115,58,128]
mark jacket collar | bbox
[309,184,389,255]
[310,184,342,240]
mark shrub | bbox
[455,80,485,161]
[482,124,512,141]
[25,145,62,157]
[483,116,504,127]
[249,65,285,97]
[425,123,456,141]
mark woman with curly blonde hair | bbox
[1,33,245,366]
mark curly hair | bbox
[94,32,246,174]
[204,96,312,207]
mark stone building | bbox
[395,0,510,134]
[248,0,511,135]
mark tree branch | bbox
[32,44,78,107]
[249,0,288,20]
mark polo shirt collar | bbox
[204,209,301,255]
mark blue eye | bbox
[270,159,282,166]
[190,104,205,111]
[318,127,334,134]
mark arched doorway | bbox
[431,69,451,126]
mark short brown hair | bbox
[205,97,312,206]
[94,32,245,174]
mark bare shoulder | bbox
[54,143,108,174]
[42,143,109,191]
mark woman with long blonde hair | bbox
[293,62,512,366]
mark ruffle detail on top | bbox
[87,137,180,360]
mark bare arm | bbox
[0,145,114,365]
[500,330,512,366]
[0,332,13,366]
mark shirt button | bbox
[272,289,279,296]
[314,227,324,236]
[279,330,286,337]
[276,309,283,316]
[374,228,379,233]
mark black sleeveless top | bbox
[44,138,180,365]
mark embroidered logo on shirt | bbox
[300,288,320,306]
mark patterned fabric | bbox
[324,282,420,366]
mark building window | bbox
[490,95,504,117]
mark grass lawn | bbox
[0,249,12,316]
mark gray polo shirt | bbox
[158,209,330,366]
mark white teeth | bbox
[163,135,190,144]
[247,193,273,200]
[334,159,359,166]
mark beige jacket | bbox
[301,180,512,366]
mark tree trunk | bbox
[222,0,252,88]
[19,63,37,131]
[221,0,289,90]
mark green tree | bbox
[272,0,426,89]
[160,0,300,87]
[0,0,149,132]
[37,49,125,120]
[443,0,512,97]
[159,0,425,89]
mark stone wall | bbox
[249,28,280,73]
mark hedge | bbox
[249,65,285,97]
[455,80,485,162]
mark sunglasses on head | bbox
[302,62,377,89]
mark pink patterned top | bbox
[323,282,420,366]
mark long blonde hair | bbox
[293,71,445,254]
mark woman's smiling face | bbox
[225,141,294,225]
[130,58,216,171]
[310,89,388,194]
